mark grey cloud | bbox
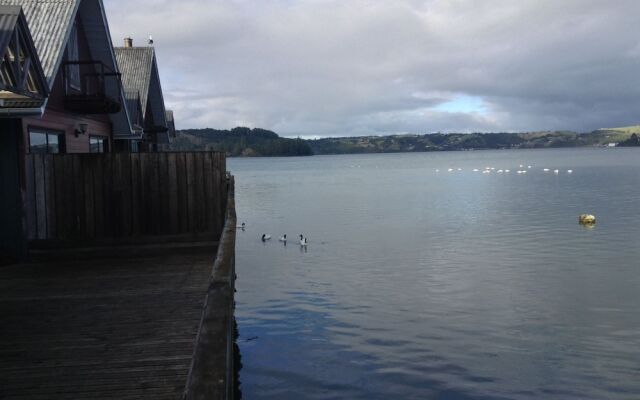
[104,0,640,137]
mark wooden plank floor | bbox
[0,251,217,400]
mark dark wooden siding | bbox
[22,109,112,154]
[24,152,227,247]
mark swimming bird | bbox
[497,169,504,173]
[261,234,271,241]
[567,169,573,174]
[448,168,454,172]
[554,169,559,174]
[473,168,479,172]
[543,168,550,172]
[237,222,246,229]
[505,169,510,173]
[279,234,287,242]
[300,237,308,246]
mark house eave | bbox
[0,105,44,118]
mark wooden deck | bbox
[0,250,218,400]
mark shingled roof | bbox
[0,0,79,87]
[115,47,153,112]
[115,45,168,137]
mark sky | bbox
[104,0,640,138]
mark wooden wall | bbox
[22,109,112,154]
[24,152,227,247]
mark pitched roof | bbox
[1,0,135,137]
[114,47,154,114]
[0,0,79,87]
[115,45,168,137]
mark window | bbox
[29,129,64,154]
[89,136,108,153]
[67,23,80,90]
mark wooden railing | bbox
[183,176,237,400]
[25,152,227,247]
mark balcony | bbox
[63,61,122,114]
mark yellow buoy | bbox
[579,214,596,224]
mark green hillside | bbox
[171,126,640,156]
[170,127,313,157]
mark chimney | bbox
[124,37,133,48]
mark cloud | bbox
[104,0,640,137]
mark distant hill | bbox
[170,127,313,157]
[170,127,639,156]
[307,130,635,155]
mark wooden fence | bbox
[25,152,227,247]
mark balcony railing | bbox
[63,61,122,114]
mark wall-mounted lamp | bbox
[74,123,88,137]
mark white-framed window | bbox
[89,136,108,153]
[29,128,64,154]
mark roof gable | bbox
[76,0,133,138]
[115,45,167,134]
[0,5,48,109]
[114,47,153,113]
[0,0,79,88]
[0,0,134,137]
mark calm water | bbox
[229,148,640,400]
